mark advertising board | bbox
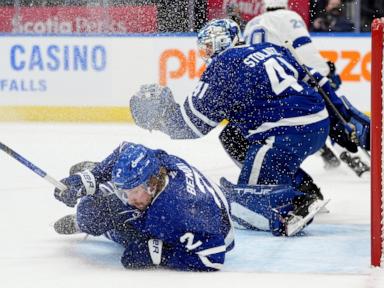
[0,6,157,33]
[0,34,371,121]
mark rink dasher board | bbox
[0,33,371,122]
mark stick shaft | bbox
[284,41,348,125]
[0,142,67,191]
[284,40,361,146]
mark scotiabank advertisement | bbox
[207,0,309,25]
[0,6,157,33]
[0,34,371,121]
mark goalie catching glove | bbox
[129,84,179,133]
[54,170,96,207]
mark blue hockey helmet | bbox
[197,18,241,62]
[112,144,160,190]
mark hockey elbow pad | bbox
[121,237,163,269]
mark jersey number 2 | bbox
[264,57,303,95]
[180,232,202,251]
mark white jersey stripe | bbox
[187,94,219,127]
[248,136,275,185]
[246,108,329,136]
[210,181,235,249]
[180,103,204,137]
[197,245,226,256]
[198,255,224,270]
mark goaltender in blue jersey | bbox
[130,19,369,236]
[53,142,234,271]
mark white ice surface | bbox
[0,123,383,288]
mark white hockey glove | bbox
[130,84,178,132]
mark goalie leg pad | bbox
[220,177,317,236]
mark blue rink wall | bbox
[0,32,371,122]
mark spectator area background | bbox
[0,1,383,33]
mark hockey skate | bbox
[339,151,370,177]
[54,214,81,235]
[297,178,324,201]
[285,198,330,236]
[319,145,340,169]
[69,161,99,175]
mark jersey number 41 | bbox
[264,57,303,95]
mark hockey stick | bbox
[284,41,352,130]
[284,41,371,157]
[284,41,371,158]
[0,142,67,191]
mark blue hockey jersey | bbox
[165,42,347,142]
[91,142,234,271]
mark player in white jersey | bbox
[243,0,330,76]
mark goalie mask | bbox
[197,19,241,63]
[112,144,160,190]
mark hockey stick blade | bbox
[286,198,331,237]
[0,141,67,191]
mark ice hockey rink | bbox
[0,122,383,288]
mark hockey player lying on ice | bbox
[53,142,325,271]
[54,142,233,271]
[129,19,370,235]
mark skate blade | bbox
[286,198,331,237]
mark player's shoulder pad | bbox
[278,9,304,20]
[244,14,263,28]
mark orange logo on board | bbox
[159,49,371,86]
[159,49,206,86]
[320,51,371,81]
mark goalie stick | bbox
[284,41,370,159]
[284,42,358,139]
[0,141,67,191]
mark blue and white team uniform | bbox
[129,19,369,236]
[243,8,330,76]
[163,43,348,187]
[75,142,234,271]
